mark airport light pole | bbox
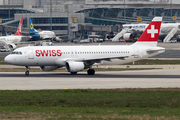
[50,0,52,31]
[170,0,172,22]
[124,0,126,23]
[154,0,155,17]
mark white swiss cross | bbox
[147,25,158,38]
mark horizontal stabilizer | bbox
[30,31,38,34]
[146,47,165,53]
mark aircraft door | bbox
[28,48,34,59]
[133,47,139,58]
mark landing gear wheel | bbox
[25,66,30,75]
[71,72,77,75]
[25,71,29,75]
[87,69,95,75]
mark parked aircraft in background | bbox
[79,39,91,43]
[112,22,180,42]
[74,38,91,44]
[5,17,165,75]
[0,17,23,50]
[29,17,57,41]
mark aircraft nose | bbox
[4,55,12,64]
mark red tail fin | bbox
[14,17,23,36]
[136,17,162,42]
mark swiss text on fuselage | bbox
[35,50,62,57]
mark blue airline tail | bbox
[29,17,36,34]
[29,17,41,40]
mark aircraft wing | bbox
[72,55,130,65]
[84,55,129,61]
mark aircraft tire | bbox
[71,72,77,75]
[87,69,95,75]
[25,71,29,75]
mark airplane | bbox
[112,22,180,42]
[0,17,23,49]
[29,17,56,41]
[74,38,91,44]
[4,17,165,75]
[79,39,90,43]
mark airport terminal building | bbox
[0,0,180,40]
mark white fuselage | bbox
[5,44,164,67]
[123,23,180,36]
[40,31,55,39]
[0,35,22,44]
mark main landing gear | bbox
[87,69,95,75]
[71,72,77,75]
[70,69,95,75]
[25,66,30,75]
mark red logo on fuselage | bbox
[35,49,62,57]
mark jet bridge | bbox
[0,41,12,52]
[163,27,178,43]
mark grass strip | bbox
[0,57,4,61]
[0,89,180,119]
[0,107,179,120]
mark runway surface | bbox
[0,69,180,90]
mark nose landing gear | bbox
[25,66,30,75]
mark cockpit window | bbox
[11,51,22,55]
[178,25,180,29]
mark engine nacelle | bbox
[123,33,132,40]
[55,37,62,42]
[65,61,84,72]
[40,66,59,71]
[8,44,17,49]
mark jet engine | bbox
[8,44,17,49]
[65,61,84,72]
[40,66,59,71]
[123,33,136,40]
